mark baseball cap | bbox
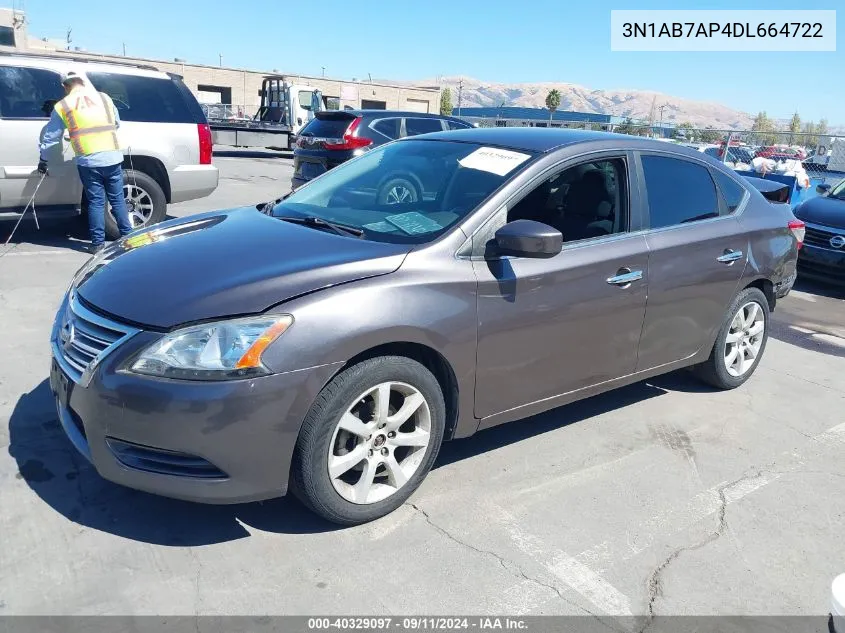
[60,71,83,85]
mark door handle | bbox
[716,249,744,263]
[606,268,643,286]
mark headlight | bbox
[129,315,293,380]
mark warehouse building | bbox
[0,7,440,115]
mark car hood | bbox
[794,195,845,229]
[74,208,411,329]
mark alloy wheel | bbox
[327,381,432,504]
[123,184,155,227]
[724,301,765,377]
[385,185,416,205]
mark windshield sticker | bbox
[385,212,443,235]
[362,220,395,233]
[458,147,531,176]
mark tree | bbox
[545,89,561,125]
[751,111,776,145]
[673,121,695,140]
[699,126,724,144]
[802,121,818,149]
[818,117,829,137]
[439,87,453,116]
[788,111,801,144]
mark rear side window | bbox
[405,117,444,136]
[371,118,400,140]
[87,72,199,123]
[300,115,355,137]
[712,170,747,214]
[641,155,719,228]
[447,119,472,130]
[0,66,63,119]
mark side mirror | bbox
[297,117,303,126]
[817,183,832,195]
[493,220,562,259]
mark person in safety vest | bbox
[38,71,133,254]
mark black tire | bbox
[103,169,167,240]
[291,356,446,526]
[693,287,770,390]
[376,176,420,206]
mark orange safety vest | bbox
[54,88,121,157]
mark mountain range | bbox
[431,76,753,129]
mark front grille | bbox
[804,224,844,249]
[53,293,139,385]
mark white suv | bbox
[0,51,219,238]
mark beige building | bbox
[0,7,440,115]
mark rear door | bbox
[635,152,747,371]
[0,64,80,210]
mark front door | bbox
[635,153,747,370]
[473,155,649,419]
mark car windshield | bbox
[828,179,845,200]
[271,140,536,244]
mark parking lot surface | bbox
[1,149,844,620]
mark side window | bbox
[0,66,63,119]
[506,158,628,243]
[371,118,400,140]
[448,119,471,130]
[641,155,719,228]
[712,169,747,214]
[299,90,315,111]
[404,117,445,137]
[86,72,197,123]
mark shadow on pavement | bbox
[8,380,339,546]
[9,370,706,544]
[0,216,90,254]
[792,275,845,301]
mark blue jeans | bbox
[78,163,132,246]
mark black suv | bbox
[291,110,474,200]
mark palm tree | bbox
[545,89,561,126]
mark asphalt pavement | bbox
[0,149,843,621]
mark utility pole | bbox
[658,103,669,137]
[122,42,126,56]
[65,27,72,50]
[219,53,223,67]
[457,78,463,117]
[321,66,326,77]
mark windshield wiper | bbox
[277,215,364,238]
[260,192,291,214]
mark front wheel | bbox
[291,356,445,526]
[693,287,769,389]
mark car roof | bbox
[408,127,718,156]
[344,110,465,121]
[0,51,169,79]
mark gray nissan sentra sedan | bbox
[50,128,803,525]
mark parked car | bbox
[291,109,474,196]
[756,145,808,161]
[704,146,755,165]
[0,51,218,239]
[50,128,801,525]
[792,179,845,285]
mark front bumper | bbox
[49,325,341,504]
[797,243,845,286]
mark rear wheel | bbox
[376,176,420,206]
[291,356,445,525]
[103,169,167,240]
[693,287,769,389]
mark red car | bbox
[756,146,807,160]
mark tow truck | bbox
[207,76,323,150]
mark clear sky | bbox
[18,0,843,122]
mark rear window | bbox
[86,72,200,123]
[641,155,720,228]
[405,117,445,136]
[300,114,355,138]
[370,118,400,140]
[712,170,747,213]
[447,120,472,130]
